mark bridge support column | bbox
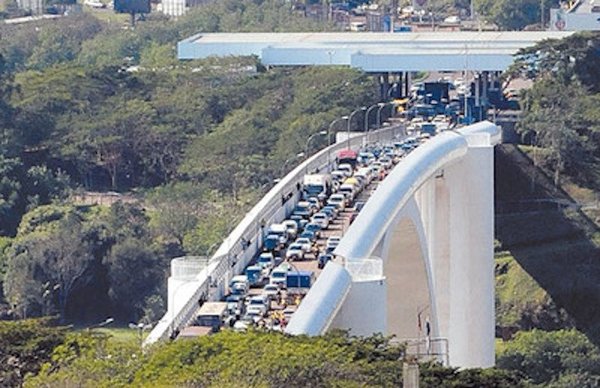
[445,138,495,368]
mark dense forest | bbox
[0,1,379,324]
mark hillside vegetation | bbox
[494,33,600,349]
[0,1,379,325]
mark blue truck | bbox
[285,270,315,290]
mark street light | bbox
[327,116,349,147]
[327,116,349,165]
[129,322,153,347]
[347,106,366,149]
[304,130,328,157]
[280,152,305,178]
[87,317,114,332]
[364,104,381,133]
[376,102,390,128]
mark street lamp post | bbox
[376,102,389,128]
[347,107,366,150]
[304,130,328,158]
[279,152,305,178]
[327,116,349,166]
[365,104,382,143]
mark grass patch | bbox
[75,326,147,345]
[495,252,548,327]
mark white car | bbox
[444,15,460,24]
[327,194,346,210]
[337,163,354,176]
[257,252,275,270]
[282,220,298,239]
[262,284,280,301]
[286,243,305,261]
[294,237,313,253]
[246,304,268,318]
[247,296,269,317]
[310,213,330,229]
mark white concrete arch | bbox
[328,121,500,368]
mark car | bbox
[444,15,460,24]
[246,305,268,319]
[338,184,356,204]
[379,157,393,169]
[320,207,336,220]
[262,283,281,300]
[294,237,313,253]
[293,201,313,218]
[307,197,321,212]
[299,230,317,243]
[310,212,330,229]
[326,236,341,254]
[225,294,245,316]
[257,252,275,271]
[331,170,348,182]
[270,266,288,288]
[322,205,339,218]
[242,310,262,324]
[337,163,354,176]
[290,214,308,231]
[304,222,322,238]
[282,220,299,239]
[327,194,346,210]
[233,319,250,332]
[286,243,305,261]
[318,253,333,269]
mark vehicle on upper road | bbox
[262,283,281,301]
[270,265,290,288]
[337,163,354,177]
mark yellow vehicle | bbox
[393,98,409,113]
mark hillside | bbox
[494,144,600,345]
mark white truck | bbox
[303,174,332,201]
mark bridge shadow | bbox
[494,144,600,346]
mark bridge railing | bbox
[144,124,403,346]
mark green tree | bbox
[0,319,67,387]
[497,329,600,386]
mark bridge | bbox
[145,30,522,367]
[285,121,500,368]
[178,30,572,101]
[145,119,500,368]
[178,31,573,72]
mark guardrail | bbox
[144,123,403,346]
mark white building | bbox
[160,0,186,17]
[16,0,43,15]
[550,0,600,31]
